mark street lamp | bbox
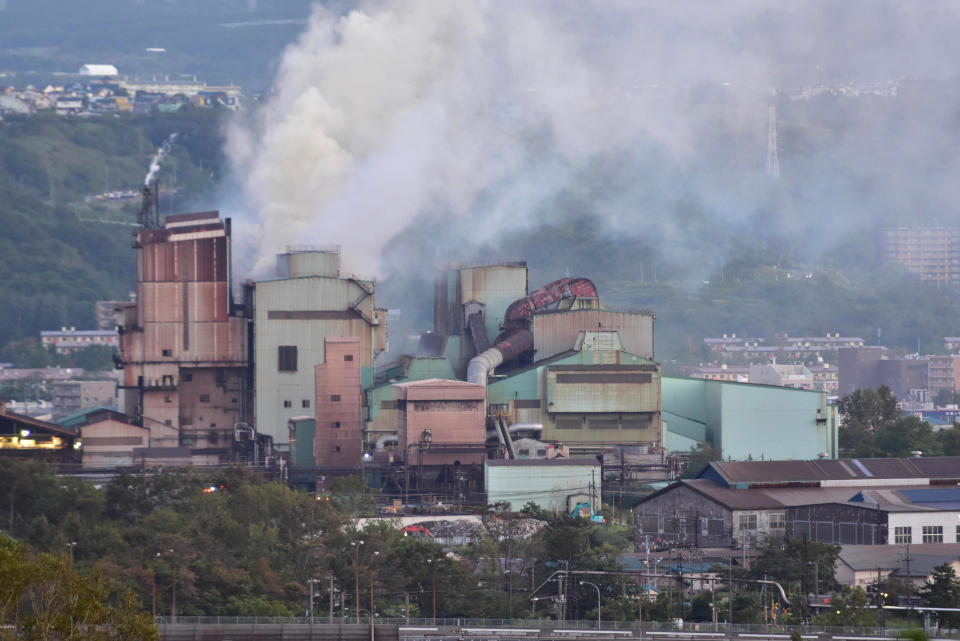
[426,558,437,624]
[352,540,365,621]
[153,552,161,618]
[168,548,176,619]
[369,550,380,619]
[579,580,601,629]
[66,541,76,564]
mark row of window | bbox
[894,525,959,544]
[282,395,344,409]
[278,345,353,372]
[737,513,786,531]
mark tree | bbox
[328,476,376,517]
[0,534,158,640]
[750,536,840,597]
[918,563,960,631]
[681,441,721,478]
[837,386,901,456]
[873,416,941,457]
[814,586,875,627]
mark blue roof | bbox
[900,488,960,504]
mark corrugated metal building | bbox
[661,376,834,461]
[485,336,663,457]
[253,247,387,450]
[117,210,249,458]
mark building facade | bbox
[253,248,387,450]
[50,379,117,420]
[117,210,249,456]
[882,227,960,285]
[314,337,363,470]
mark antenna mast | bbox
[766,106,780,178]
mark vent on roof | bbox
[910,450,922,457]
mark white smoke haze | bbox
[227,0,960,280]
[145,133,178,186]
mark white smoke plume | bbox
[227,1,960,278]
[145,133,178,186]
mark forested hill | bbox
[0,108,227,349]
[4,104,960,364]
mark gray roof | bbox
[645,479,948,512]
[706,457,960,486]
[838,544,960,574]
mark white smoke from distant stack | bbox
[228,1,950,278]
[145,133,178,186]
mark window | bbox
[738,514,758,530]
[894,526,912,544]
[164,395,173,403]
[162,349,172,357]
[344,354,354,362]
[283,400,292,408]
[922,525,943,543]
[518,449,530,457]
[209,423,216,428]
[536,449,547,457]
[768,512,786,530]
[180,437,194,446]
[330,395,341,402]
[199,394,210,403]
[164,419,172,427]
[701,517,709,536]
[335,446,341,452]
[302,400,310,408]
[956,525,960,543]
[331,421,341,428]
[278,345,298,371]
[182,373,193,382]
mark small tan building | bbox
[394,378,486,466]
[58,408,149,468]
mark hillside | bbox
[0,108,228,349]
[4,93,960,363]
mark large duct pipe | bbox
[467,276,594,385]
[466,329,532,386]
[504,277,598,322]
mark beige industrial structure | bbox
[252,247,388,450]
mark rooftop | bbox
[702,457,960,488]
[486,458,599,468]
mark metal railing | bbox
[155,617,960,637]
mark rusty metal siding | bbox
[548,366,661,414]
[534,310,654,361]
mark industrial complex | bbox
[1,197,844,516]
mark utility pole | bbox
[728,555,734,624]
[330,576,335,623]
[352,540,364,620]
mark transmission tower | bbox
[766,106,780,178]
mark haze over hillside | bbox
[3,1,960,361]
